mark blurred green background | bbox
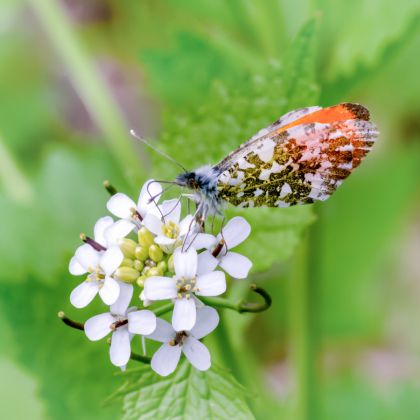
[0,0,419,419]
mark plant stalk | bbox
[29,0,145,187]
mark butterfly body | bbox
[175,103,378,219]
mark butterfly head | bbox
[175,166,222,218]
[175,171,201,190]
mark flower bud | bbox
[138,227,154,247]
[121,258,134,268]
[149,244,163,262]
[136,275,146,287]
[135,245,148,261]
[114,267,140,283]
[133,259,144,272]
[118,238,137,259]
[157,261,167,273]
[168,255,174,272]
[147,267,161,277]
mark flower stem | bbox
[288,231,319,420]
[0,135,34,204]
[130,351,151,364]
[200,284,272,313]
[29,0,146,187]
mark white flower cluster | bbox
[68,180,252,376]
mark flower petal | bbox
[138,179,162,216]
[219,216,251,250]
[146,318,175,343]
[70,280,98,308]
[104,219,134,245]
[173,247,197,279]
[190,306,220,339]
[94,216,114,246]
[142,213,163,236]
[69,256,86,276]
[183,336,211,371]
[99,276,120,305]
[185,233,216,251]
[196,271,226,296]
[154,236,176,246]
[172,298,196,331]
[75,243,100,271]
[106,193,136,219]
[84,312,114,341]
[178,214,194,236]
[110,327,131,367]
[151,343,182,377]
[110,281,133,316]
[100,246,124,275]
[160,199,181,224]
[197,250,218,276]
[144,276,177,300]
[127,310,156,335]
[219,252,252,279]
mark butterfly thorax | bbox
[175,165,223,218]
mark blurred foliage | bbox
[0,0,419,419]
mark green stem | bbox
[152,302,174,317]
[288,232,319,420]
[200,284,272,313]
[0,135,34,204]
[29,0,145,187]
[130,352,151,364]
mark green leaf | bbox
[0,145,128,284]
[0,275,121,420]
[321,12,420,104]
[283,17,320,109]
[110,361,254,420]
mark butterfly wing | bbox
[215,103,378,208]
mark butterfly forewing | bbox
[215,103,379,208]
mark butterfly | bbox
[174,102,379,222]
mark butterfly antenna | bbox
[130,130,188,173]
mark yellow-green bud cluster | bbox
[115,227,175,287]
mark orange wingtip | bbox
[278,103,370,133]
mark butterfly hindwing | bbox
[215,104,378,208]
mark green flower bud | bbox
[133,259,144,272]
[120,258,134,268]
[114,267,140,283]
[147,267,161,277]
[168,255,174,272]
[157,261,167,273]
[136,275,146,287]
[118,238,137,259]
[149,244,164,262]
[138,227,154,248]
[135,245,149,261]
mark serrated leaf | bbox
[321,12,420,104]
[111,360,254,420]
[283,17,320,109]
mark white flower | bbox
[69,216,134,308]
[84,282,156,367]
[143,247,225,331]
[197,216,252,279]
[106,179,162,227]
[143,199,194,253]
[147,306,219,376]
[69,243,124,307]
